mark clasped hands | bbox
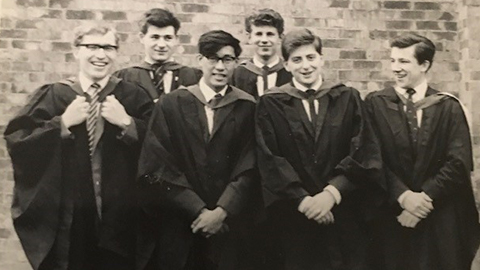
[62,95,131,130]
[298,191,336,225]
[397,191,434,229]
[191,207,228,238]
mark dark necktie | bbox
[86,83,101,157]
[306,89,318,127]
[152,64,166,95]
[405,88,418,145]
[262,65,270,92]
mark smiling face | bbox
[74,31,117,81]
[284,44,323,88]
[390,45,429,89]
[198,46,237,92]
[140,25,179,64]
[248,25,281,62]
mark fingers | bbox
[298,196,312,213]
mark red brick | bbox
[65,53,75,62]
[414,2,441,10]
[11,40,41,50]
[325,60,353,69]
[51,42,71,52]
[339,29,361,39]
[16,0,47,7]
[183,45,197,54]
[386,20,412,30]
[416,21,440,30]
[438,12,455,21]
[400,11,425,20]
[0,30,28,39]
[178,35,191,44]
[339,70,370,81]
[432,32,456,41]
[323,39,351,48]
[339,50,366,59]
[15,20,39,29]
[330,0,350,8]
[182,4,209,13]
[353,60,382,69]
[369,30,389,40]
[102,11,127,21]
[1,19,13,29]
[444,22,457,31]
[176,14,195,23]
[0,40,9,49]
[370,71,391,80]
[383,1,411,9]
[49,0,74,8]
[472,71,480,81]
[66,10,95,20]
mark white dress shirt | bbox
[199,78,227,134]
[253,55,280,97]
[394,79,428,127]
[292,75,342,204]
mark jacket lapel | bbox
[209,103,235,141]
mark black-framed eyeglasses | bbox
[77,44,118,52]
[203,55,237,65]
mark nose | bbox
[260,34,268,43]
[94,48,107,58]
[301,58,310,69]
[157,38,166,47]
[391,60,401,72]
[214,59,226,70]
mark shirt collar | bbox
[394,78,428,102]
[78,72,110,93]
[292,75,323,92]
[145,57,175,67]
[253,55,280,68]
[199,78,228,103]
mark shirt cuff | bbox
[324,185,342,205]
[397,190,413,208]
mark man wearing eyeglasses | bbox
[114,9,202,102]
[4,23,153,270]
[137,30,257,270]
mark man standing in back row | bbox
[232,8,291,99]
[365,33,480,270]
[115,8,201,102]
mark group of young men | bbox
[4,7,480,270]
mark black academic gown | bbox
[114,61,202,101]
[256,82,381,270]
[137,85,258,270]
[365,87,480,270]
[231,59,292,99]
[4,77,153,270]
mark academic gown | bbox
[256,82,381,270]
[114,62,202,101]
[4,77,153,270]
[137,85,258,270]
[365,87,480,270]
[231,59,292,99]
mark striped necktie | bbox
[86,83,101,157]
[405,88,418,145]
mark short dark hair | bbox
[245,8,284,36]
[281,28,322,60]
[391,33,436,71]
[140,8,180,35]
[198,30,242,58]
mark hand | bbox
[314,211,335,225]
[62,96,89,128]
[191,207,228,238]
[401,191,433,218]
[397,210,421,228]
[101,95,131,129]
[298,192,335,221]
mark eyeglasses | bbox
[203,55,237,65]
[77,44,118,53]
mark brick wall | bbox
[0,0,477,269]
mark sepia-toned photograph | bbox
[1,0,480,269]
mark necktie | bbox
[207,93,223,134]
[306,89,317,126]
[262,65,270,93]
[405,88,418,145]
[86,83,101,157]
[152,64,166,95]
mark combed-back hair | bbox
[140,8,180,34]
[198,30,242,58]
[245,8,284,35]
[281,28,322,60]
[391,33,436,71]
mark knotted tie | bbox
[405,88,418,144]
[86,83,101,157]
[152,64,167,95]
[305,89,318,126]
[262,65,270,92]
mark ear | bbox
[420,60,430,72]
[196,54,203,65]
[246,32,252,44]
[138,32,145,44]
[283,60,290,72]
[73,46,80,60]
